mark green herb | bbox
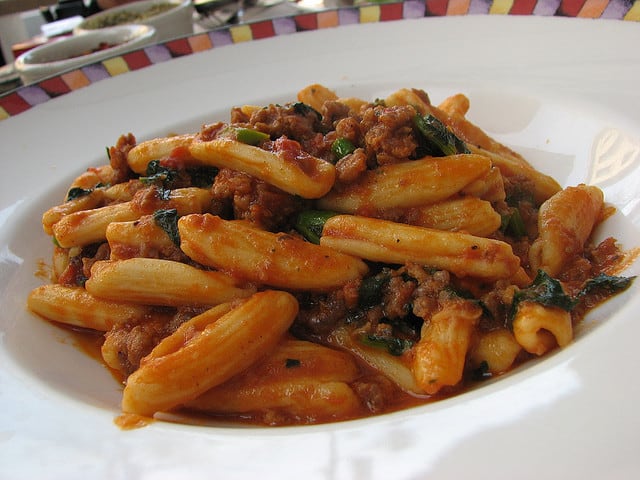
[285,358,301,368]
[509,270,576,322]
[294,210,339,244]
[292,102,322,121]
[331,138,356,160]
[187,166,218,188]
[510,270,635,324]
[66,187,93,202]
[140,160,177,188]
[360,334,413,356]
[500,207,527,238]
[236,128,270,146]
[153,208,180,246]
[359,273,390,308]
[414,114,470,156]
[471,361,492,381]
[577,273,635,300]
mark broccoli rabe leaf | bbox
[153,208,180,246]
[414,114,470,157]
[294,210,339,244]
[509,270,576,322]
[360,334,413,356]
[141,160,178,188]
[577,273,635,300]
[509,270,635,324]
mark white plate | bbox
[1,14,639,480]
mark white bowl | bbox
[14,24,156,84]
[75,0,194,42]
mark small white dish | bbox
[14,24,156,84]
[74,0,194,42]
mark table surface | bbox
[0,0,57,16]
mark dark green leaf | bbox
[578,273,635,299]
[471,361,492,381]
[360,334,413,356]
[66,187,93,202]
[510,270,577,322]
[331,138,356,160]
[236,128,270,146]
[187,166,218,188]
[285,358,301,368]
[359,273,390,308]
[141,160,178,188]
[414,114,470,157]
[294,210,339,244]
[500,208,527,238]
[153,208,180,246]
[292,102,322,121]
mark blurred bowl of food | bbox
[75,0,194,42]
[14,24,156,84]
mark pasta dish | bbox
[27,84,635,426]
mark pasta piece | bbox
[317,155,491,214]
[529,184,604,277]
[236,104,262,117]
[384,88,433,115]
[178,214,368,291]
[437,93,470,117]
[469,328,522,375]
[86,258,255,307]
[122,290,299,417]
[221,338,360,383]
[42,190,105,235]
[337,96,369,112]
[328,326,422,395]
[188,381,361,424]
[185,338,362,422]
[460,166,506,203]
[297,83,339,111]
[189,137,336,199]
[385,87,559,204]
[69,165,114,191]
[399,197,502,236]
[51,247,69,282]
[106,217,179,261]
[468,145,561,205]
[27,284,151,331]
[127,133,196,174]
[52,187,212,248]
[512,301,572,355]
[321,215,521,281]
[52,201,139,249]
[413,299,482,395]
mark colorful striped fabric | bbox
[1,0,638,121]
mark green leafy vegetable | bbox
[414,114,470,157]
[285,358,301,368]
[359,272,391,308]
[236,128,270,146]
[471,361,492,380]
[188,166,218,188]
[140,160,178,188]
[153,208,180,246]
[66,187,93,202]
[510,270,635,324]
[509,270,576,322]
[500,207,527,238]
[294,210,339,244]
[331,138,356,160]
[360,334,413,356]
[292,102,322,121]
[577,273,635,300]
